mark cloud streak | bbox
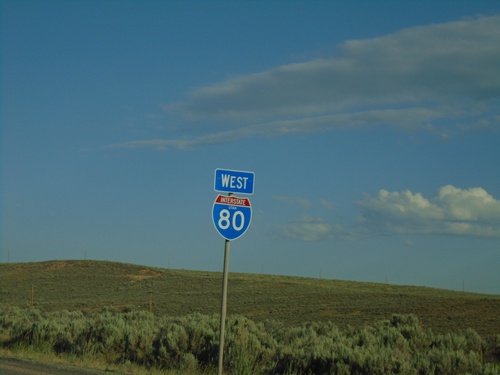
[112,15,500,150]
[174,15,500,121]
[272,195,312,208]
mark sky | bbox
[1,1,499,295]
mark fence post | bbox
[149,286,153,313]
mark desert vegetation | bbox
[1,305,499,374]
[1,261,499,374]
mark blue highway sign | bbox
[212,194,252,241]
[214,168,255,195]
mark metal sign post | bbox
[213,169,254,375]
[218,236,231,375]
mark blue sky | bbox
[1,1,499,294]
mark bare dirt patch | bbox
[126,269,163,283]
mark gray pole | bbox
[218,238,231,375]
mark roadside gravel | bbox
[0,356,113,375]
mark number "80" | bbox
[218,209,245,231]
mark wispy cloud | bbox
[172,15,499,122]
[112,15,500,150]
[107,139,192,151]
[320,199,334,211]
[275,216,351,241]
[272,195,312,208]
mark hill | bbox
[1,260,499,337]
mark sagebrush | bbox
[1,305,499,374]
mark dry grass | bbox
[1,260,499,337]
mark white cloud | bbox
[357,185,500,237]
[272,185,500,242]
[437,185,500,222]
[111,15,500,150]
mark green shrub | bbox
[224,316,276,374]
[1,306,498,375]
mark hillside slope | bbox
[1,260,499,337]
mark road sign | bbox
[212,169,255,374]
[212,194,252,241]
[214,168,255,195]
